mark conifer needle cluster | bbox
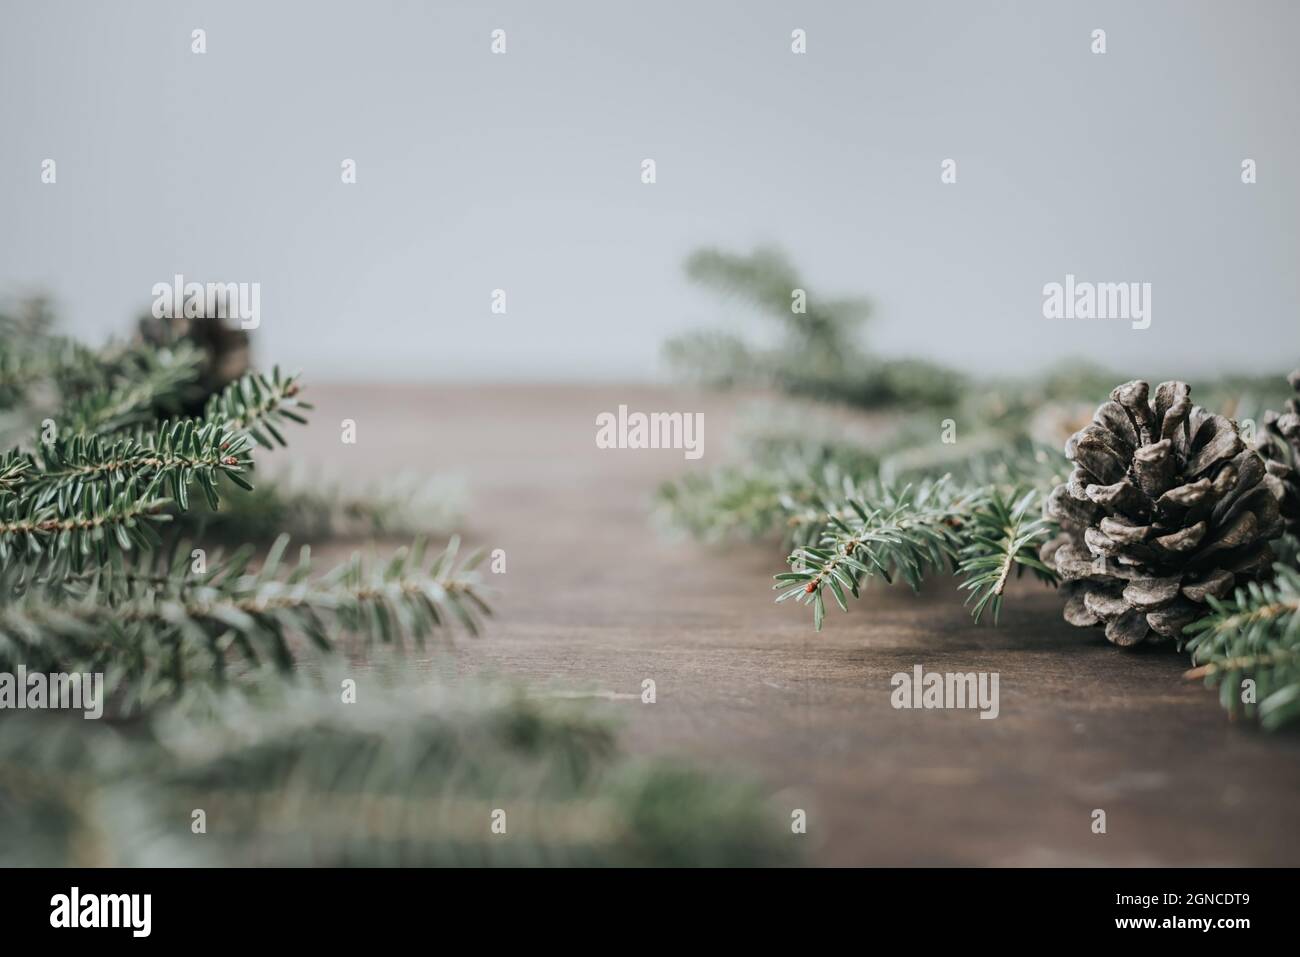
[0,305,486,711]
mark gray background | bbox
[2,0,1296,381]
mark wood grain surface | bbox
[287,383,1300,866]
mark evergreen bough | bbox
[1184,563,1300,730]
[774,479,1057,630]
[0,309,483,710]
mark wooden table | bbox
[290,383,1300,866]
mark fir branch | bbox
[775,479,974,631]
[202,367,311,449]
[657,465,806,544]
[656,420,882,547]
[665,245,964,408]
[0,477,174,576]
[0,300,105,411]
[0,337,91,409]
[660,330,758,391]
[18,422,254,513]
[1182,564,1300,730]
[956,488,1058,624]
[0,535,489,709]
[0,449,30,494]
[57,342,204,435]
[0,375,304,576]
[683,246,869,351]
[657,412,1065,552]
[880,434,1067,491]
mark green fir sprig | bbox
[0,534,489,711]
[1183,563,1300,730]
[956,489,1058,624]
[0,304,481,714]
[57,342,204,435]
[202,367,311,449]
[775,479,974,630]
[21,421,254,512]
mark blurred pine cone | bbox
[1041,379,1285,647]
[1254,368,1300,535]
[136,310,250,413]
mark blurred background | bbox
[2,0,1298,382]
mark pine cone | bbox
[1041,379,1284,647]
[1255,369,1300,535]
[136,311,250,411]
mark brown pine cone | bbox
[1255,369,1300,535]
[1041,379,1285,647]
[136,311,251,411]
